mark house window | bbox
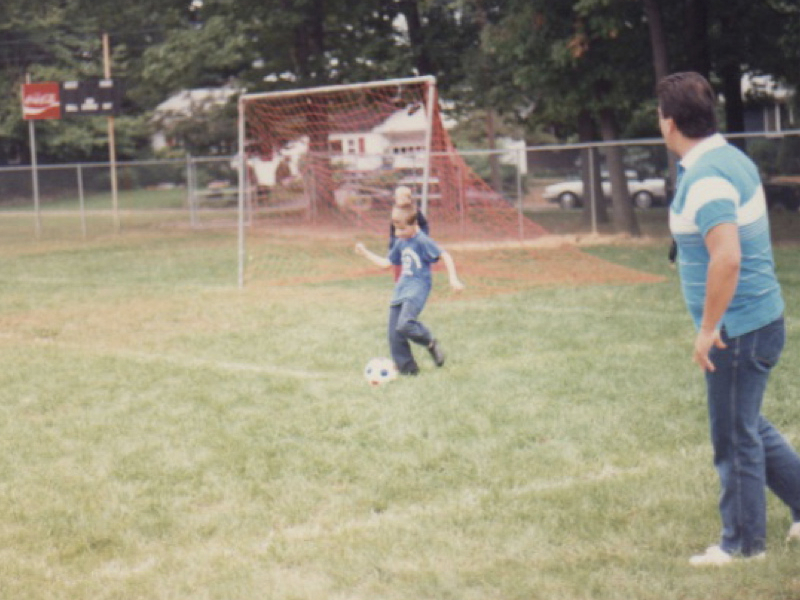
[329,140,343,153]
[358,137,365,154]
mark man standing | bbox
[657,71,800,566]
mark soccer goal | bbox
[236,76,546,286]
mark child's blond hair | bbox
[393,186,414,208]
[391,204,418,226]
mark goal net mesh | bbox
[240,78,547,245]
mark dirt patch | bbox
[244,232,666,293]
[446,240,664,298]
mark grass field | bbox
[1,214,799,599]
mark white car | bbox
[543,172,667,210]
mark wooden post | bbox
[103,33,120,232]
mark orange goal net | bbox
[238,76,546,244]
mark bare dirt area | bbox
[245,229,668,293]
[447,236,665,297]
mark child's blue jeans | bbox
[388,300,432,374]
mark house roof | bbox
[155,86,240,116]
[373,104,428,135]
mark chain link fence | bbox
[2,132,799,241]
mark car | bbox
[543,171,668,210]
[763,181,800,212]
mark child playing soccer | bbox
[356,202,464,375]
[388,185,429,281]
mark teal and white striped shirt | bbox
[669,133,783,337]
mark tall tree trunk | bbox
[398,0,434,75]
[643,0,677,202]
[598,108,640,237]
[643,0,669,83]
[486,109,502,194]
[720,62,746,149]
[578,110,608,228]
[472,0,501,194]
[685,0,710,78]
[291,0,326,82]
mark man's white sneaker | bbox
[787,522,800,541]
[689,545,765,567]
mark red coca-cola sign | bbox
[22,82,61,120]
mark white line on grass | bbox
[0,333,335,381]
[112,348,337,380]
[256,454,704,548]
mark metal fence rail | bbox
[2,131,799,241]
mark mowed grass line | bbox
[0,232,799,599]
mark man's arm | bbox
[695,222,741,371]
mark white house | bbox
[741,74,795,133]
[247,102,448,186]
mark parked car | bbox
[543,171,668,210]
[764,181,800,212]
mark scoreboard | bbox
[61,79,122,116]
[22,79,122,120]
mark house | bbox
[246,102,451,187]
[742,74,795,133]
[151,86,239,151]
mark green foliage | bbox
[3,0,800,164]
[152,98,239,158]
[750,136,800,176]
[481,0,656,139]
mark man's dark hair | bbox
[656,72,718,139]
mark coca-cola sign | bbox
[22,83,61,120]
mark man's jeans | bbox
[388,301,432,374]
[706,316,800,556]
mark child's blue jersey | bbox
[669,133,783,336]
[388,231,441,308]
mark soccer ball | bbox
[364,357,398,386]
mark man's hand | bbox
[450,278,465,292]
[693,328,726,372]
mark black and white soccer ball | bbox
[364,357,398,386]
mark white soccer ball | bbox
[364,357,398,387]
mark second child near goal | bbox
[356,202,464,375]
[388,186,429,281]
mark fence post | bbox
[28,131,42,240]
[588,146,598,236]
[77,164,87,239]
[516,147,524,241]
[187,155,198,228]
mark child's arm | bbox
[355,242,392,269]
[440,250,465,291]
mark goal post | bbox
[237,76,546,286]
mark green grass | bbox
[0,189,189,214]
[0,227,799,599]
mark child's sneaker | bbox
[427,339,445,367]
[787,522,800,541]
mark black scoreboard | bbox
[60,79,123,116]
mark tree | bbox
[0,0,193,162]
[480,0,657,235]
[668,0,800,135]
